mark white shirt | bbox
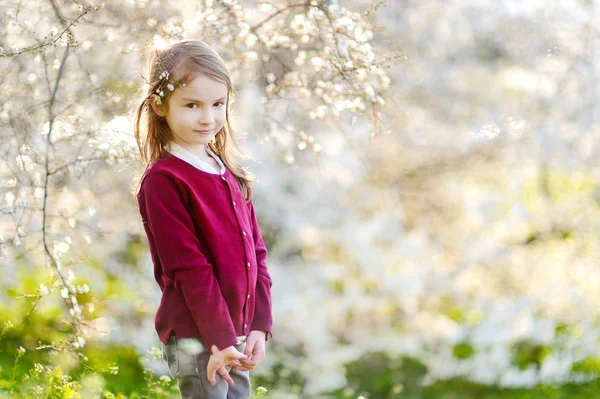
[165,141,226,175]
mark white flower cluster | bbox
[147,346,163,362]
[39,283,49,296]
[159,375,171,385]
[256,2,392,153]
[72,336,85,348]
[150,67,184,106]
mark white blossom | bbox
[39,284,49,296]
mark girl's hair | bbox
[132,39,255,201]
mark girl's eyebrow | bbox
[181,96,227,102]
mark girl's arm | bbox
[139,171,239,351]
[246,199,274,341]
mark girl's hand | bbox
[207,345,247,386]
[233,330,267,371]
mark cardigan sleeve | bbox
[246,199,274,341]
[140,172,239,351]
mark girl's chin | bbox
[190,135,214,142]
[193,131,215,138]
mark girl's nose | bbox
[197,113,213,125]
[198,120,212,126]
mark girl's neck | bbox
[173,140,209,161]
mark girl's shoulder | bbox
[138,156,187,192]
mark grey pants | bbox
[162,334,251,399]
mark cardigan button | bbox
[247,262,250,267]
[221,176,226,181]
[247,294,250,299]
[242,231,247,236]
[233,201,236,206]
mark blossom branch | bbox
[0,4,101,58]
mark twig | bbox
[0,6,95,58]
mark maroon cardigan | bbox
[136,151,273,351]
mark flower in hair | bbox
[141,51,187,107]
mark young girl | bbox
[132,39,273,399]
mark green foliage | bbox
[511,341,551,371]
[0,278,177,398]
[572,356,600,375]
[453,342,476,359]
[426,378,600,399]
[326,351,600,399]
[0,336,180,398]
[2,314,600,399]
[439,296,464,323]
[329,351,427,398]
[251,355,306,397]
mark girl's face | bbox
[159,73,228,151]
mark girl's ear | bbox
[149,98,167,117]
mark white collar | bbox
[166,141,226,175]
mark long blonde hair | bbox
[132,39,255,200]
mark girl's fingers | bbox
[217,365,234,386]
[234,357,259,371]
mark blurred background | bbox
[1,0,600,398]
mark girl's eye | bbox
[186,102,224,108]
